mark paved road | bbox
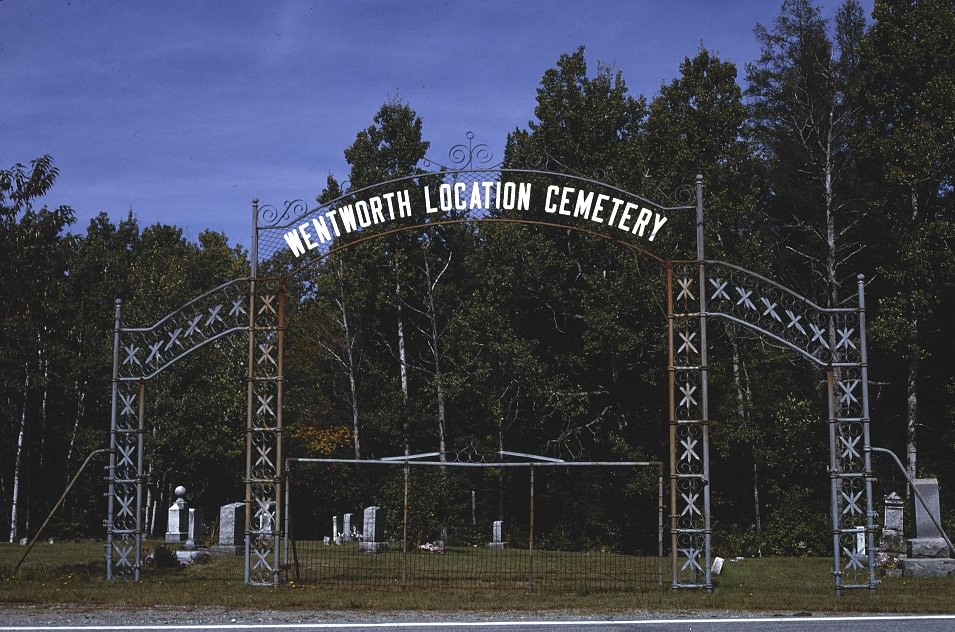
[3,613,955,632]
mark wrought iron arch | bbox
[106,133,875,595]
[666,257,875,593]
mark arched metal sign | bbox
[106,134,875,594]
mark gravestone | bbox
[332,515,339,543]
[359,506,387,553]
[711,557,724,576]
[901,478,955,577]
[488,520,504,549]
[214,501,244,554]
[878,492,904,577]
[185,507,204,549]
[908,479,947,557]
[879,493,904,553]
[164,486,189,543]
[342,513,353,541]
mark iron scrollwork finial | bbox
[448,131,494,169]
[258,199,309,228]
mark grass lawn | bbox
[1,540,954,613]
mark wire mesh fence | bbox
[285,458,666,591]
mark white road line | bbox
[2,615,955,630]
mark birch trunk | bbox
[905,189,920,487]
[335,262,361,459]
[730,332,761,556]
[9,365,29,543]
[421,251,448,463]
[65,381,86,477]
[39,345,48,470]
[396,278,410,458]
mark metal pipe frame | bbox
[104,161,880,597]
[106,299,145,582]
[667,176,711,591]
[244,198,286,586]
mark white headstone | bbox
[884,492,903,531]
[358,506,387,553]
[711,557,724,575]
[186,507,203,548]
[342,513,353,541]
[164,486,189,543]
[488,520,504,549]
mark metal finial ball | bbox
[174,485,187,498]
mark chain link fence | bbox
[284,457,665,591]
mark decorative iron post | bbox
[858,275,877,591]
[245,199,286,586]
[826,275,876,593]
[106,298,144,581]
[668,175,712,590]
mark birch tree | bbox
[746,0,865,308]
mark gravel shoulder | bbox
[0,606,812,626]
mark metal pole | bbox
[827,368,842,596]
[695,174,713,592]
[106,298,122,581]
[15,449,110,575]
[666,262,678,590]
[658,462,664,587]
[871,447,955,556]
[273,279,286,586]
[402,454,409,587]
[857,275,877,590]
[528,464,535,592]
[283,461,291,579]
[135,380,145,582]
[244,199,258,585]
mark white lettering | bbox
[470,183,483,209]
[382,192,397,219]
[482,182,495,209]
[283,228,307,257]
[311,217,332,243]
[591,194,608,224]
[299,223,318,251]
[424,187,439,213]
[338,205,358,233]
[544,185,559,213]
[396,189,411,217]
[558,187,573,215]
[326,210,341,237]
[354,201,372,228]
[574,190,594,219]
[517,182,531,210]
[439,184,453,211]
[649,213,668,241]
[618,202,637,232]
[501,182,516,209]
[369,197,386,224]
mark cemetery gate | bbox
[106,133,877,594]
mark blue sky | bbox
[1,1,871,250]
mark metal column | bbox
[668,175,711,590]
[244,199,286,586]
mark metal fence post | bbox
[528,464,535,591]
